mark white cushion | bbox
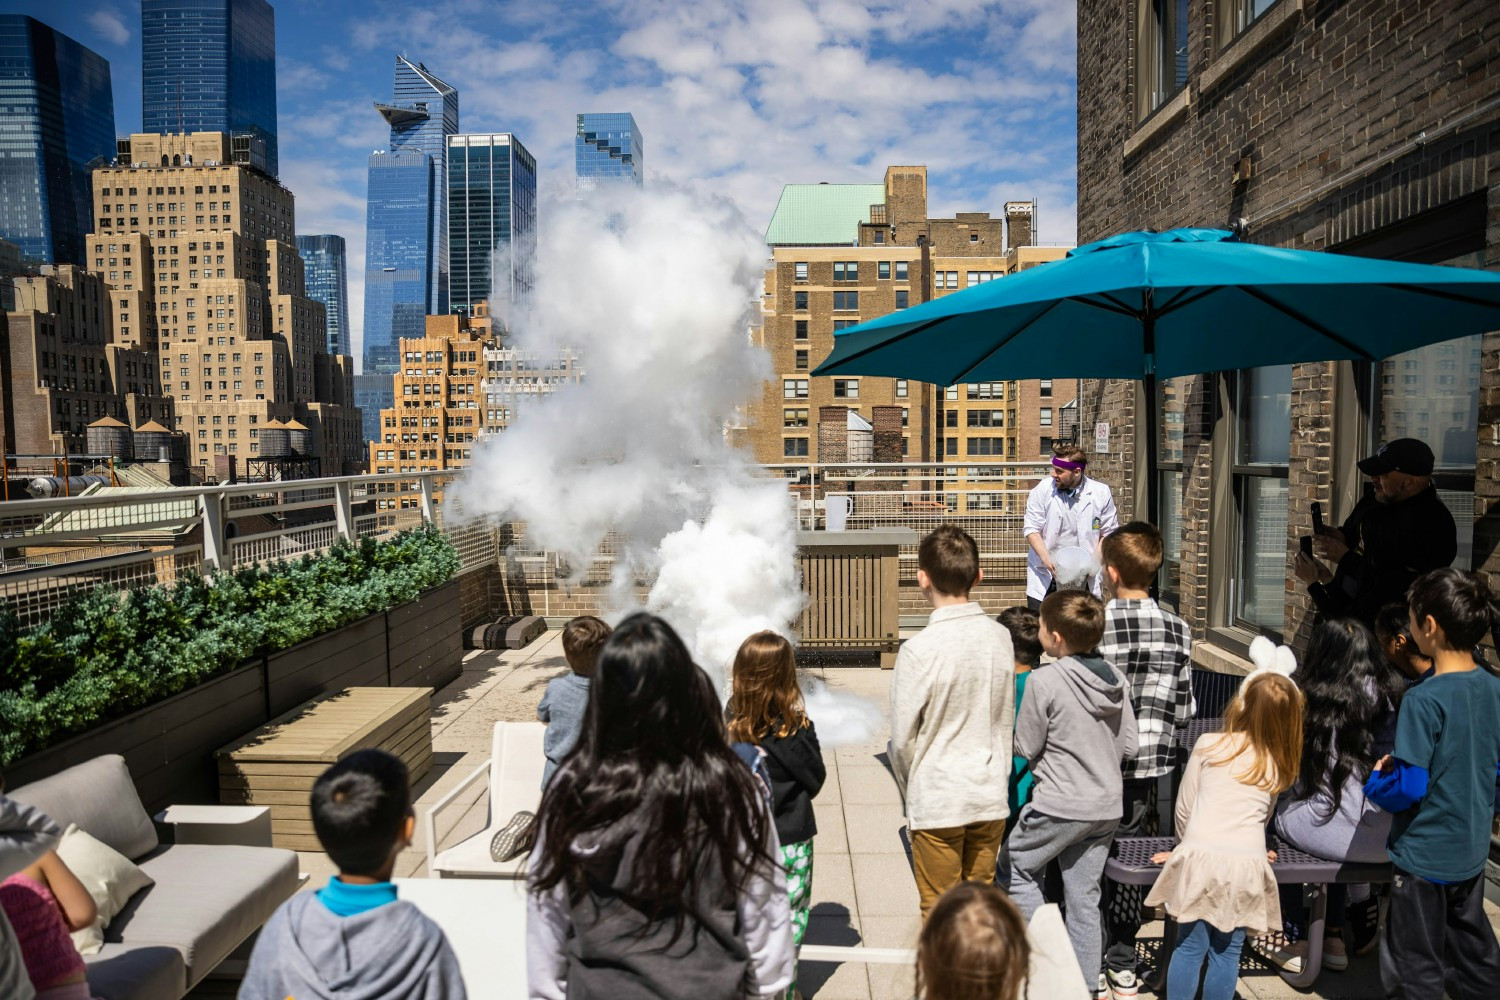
[432,722,545,879]
[433,826,530,879]
[56,824,155,955]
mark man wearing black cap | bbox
[1294,438,1458,625]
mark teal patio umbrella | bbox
[812,228,1500,521]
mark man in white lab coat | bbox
[1023,443,1118,609]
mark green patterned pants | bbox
[781,839,814,1000]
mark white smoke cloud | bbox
[453,183,881,744]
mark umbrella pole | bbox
[1144,371,1159,528]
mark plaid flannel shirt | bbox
[1098,598,1195,780]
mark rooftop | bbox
[766,183,886,247]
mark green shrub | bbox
[0,524,459,765]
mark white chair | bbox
[425,721,547,878]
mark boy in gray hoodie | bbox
[240,749,466,1000]
[1006,590,1138,1000]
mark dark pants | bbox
[1380,868,1500,1000]
[1026,580,1059,612]
[1278,881,1347,936]
[1102,777,1156,974]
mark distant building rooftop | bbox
[765,183,885,247]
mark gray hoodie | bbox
[1014,654,1139,821]
[239,892,466,1000]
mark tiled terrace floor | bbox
[279,629,1499,1000]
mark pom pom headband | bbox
[1052,457,1086,471]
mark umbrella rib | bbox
[1236,286,1380,361]
[1389,283,1500,310]
[1093,293,1143,317]
[951,298,1072,383]
[1155,287,1219,316]
[815,313,958,371]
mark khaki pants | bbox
[910,818,1006,918]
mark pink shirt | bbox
[0,872,85,989]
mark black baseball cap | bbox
[1357,438,1434,477]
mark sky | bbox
[31,0,1079,364]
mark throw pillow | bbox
[54,823,155,955]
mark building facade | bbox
[747,167,1065,508]
[447,133,538,322]
[295,234,350,356]
[0,16,115,267]
[87,132,362,480]
[1077,0,1500,667]
[140,0,278,177]
[575,113,643,190]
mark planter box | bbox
[265,609,388,718]
[6,662,268,813]
[388,579,462,690]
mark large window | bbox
[1232,365,1291,633]
[1134,0,1189,122]
[833,291,859,311]
[1157,377,1189,605]
[1215,0,1280,50]
[783,437,809,457]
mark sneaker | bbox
[1105,967,1140,998]
[1347,895,1381,956]
[1323,934,1348,972]
[488,810,536,862]
[1251,937,1308,974]
[1093,973,1111,1000]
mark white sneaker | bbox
[1106,967,1140,998]
[1323,934,1348,972]
[1092,973,1112,1000]
[1251,936,1307,974]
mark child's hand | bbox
[1150,851,1172,864]
[1373,754,1393,774]
[1267,850,1278,863]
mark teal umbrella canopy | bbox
[813,228,1500,383]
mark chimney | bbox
[818,406,849,464]
[1005,201,1036,249]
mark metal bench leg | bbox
[1145,917,1178,992]
[1282,883,1325,989]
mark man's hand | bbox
[1315,531,1350,563]
[1294,551,1332,585]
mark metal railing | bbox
[1,462,1052,627]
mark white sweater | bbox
[889,602,1016,830]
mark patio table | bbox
[395,877,528,997]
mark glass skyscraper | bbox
[295,234,350,357]
[575,113,643,190]
[363,56,457,380]
[448,134,537,322]
[141,0,278,176]
[0,16,115,266]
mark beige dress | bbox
[1145,732,1282,934]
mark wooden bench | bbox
[216,686,433,851]
[1105,835,1392,988]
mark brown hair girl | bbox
[727,630,808,743]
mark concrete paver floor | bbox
[271,630,1499,1000]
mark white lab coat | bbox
[1022,474,1118,600]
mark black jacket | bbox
[1309,485,1457,625]
[760,722,826,846]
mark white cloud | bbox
[88,7,131,47]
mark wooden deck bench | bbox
[1104,835,1392,988]
[216,686,433,851]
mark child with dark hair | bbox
[539,615,612,788]
[527,613,793,1000]
[241,749,465,1000]
[997,606,1041,833]
[1365,568,1500,998]
[1373,601,1434,685]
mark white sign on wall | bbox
[1094,421,1110,454]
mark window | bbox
[901,407,909,427]
[873,231,885,244]
[1039,408,1053,427]
[895,262,909,281]
[833,261,859,281]
[895,379,908,398]
[783,437,809,457]
[945,410,958,428]
[833,379,859,399]
[1232,365,1292,633]
[968,438,1004,456]
[1040,379,1053,397]
[794,291,808,310]
[967,382,1003,400]
[946,386,959,400]
[1215,0,1280,50]
[1156,378,1189,606]
[878,261,890,280]
[783,378,809,399]
[1039,436,1053,456]
[783,408,809,428]
[795,349,809,370]
[968,410,1003,428]
[895,290,909,309]
[833,320,857,331]
[795,320,808,340]
[1134,0,1190,122]
[794,262,808,281]
[945,438,958,456]
[939,271,958,289]
[833,291,859,311]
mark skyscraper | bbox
[296,235,350,356]
[361,55,457,445]
[448,134,537,323]
[0,16,115,266]
[141,0,279,177]
[574,113,643,190]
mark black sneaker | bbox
[489,810,536,862]
[1347,895,1380,957]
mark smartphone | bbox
[1311,501,1325,537]
[1300,535,1314,558]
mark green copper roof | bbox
[765,183,885,246]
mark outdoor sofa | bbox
[10,754,299,1000]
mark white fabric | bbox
[1026,903,1090,1000]
[55,823,155,955]
[431,722,545,878]
[889,602,1016,830]
[1023,475,1118,600]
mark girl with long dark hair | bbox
[526,613,793,1000]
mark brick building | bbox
[87,132,363,479]
[746,167,1072,499]
[1077,0,1500,667]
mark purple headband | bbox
[1052,457,1086,471]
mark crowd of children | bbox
[3,519,1497,1000]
